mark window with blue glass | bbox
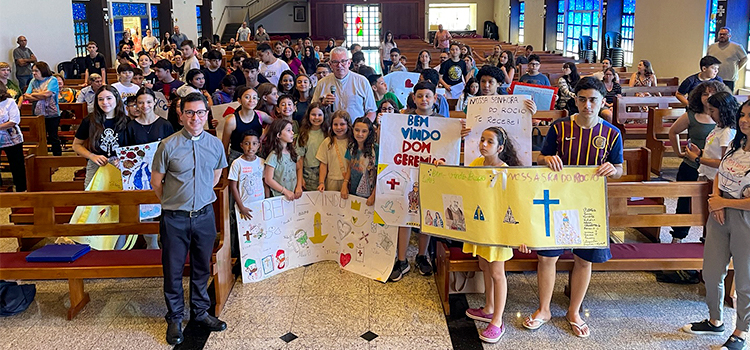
[707,0,718,44]
[556,0,565,51]
[621,0,635,65]
[72,2,89,57]
[196,6,203,40]
[151,5,160,39]
[563,0,601,60]
[745,22,750,89]
[519,1,525,44]
[112,2,149,50]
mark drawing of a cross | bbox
[386,178,400,190]
[533,189,560,237]
[243,231,252,241]
[358,250,363,257]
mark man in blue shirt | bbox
[519,54,551,86]
[676,55,723,106]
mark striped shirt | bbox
[540,116,623,166]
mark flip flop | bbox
[567,319,590,338]
[522,315,549,330]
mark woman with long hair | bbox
[413,50,432,73]
[281,46,304,75]
[300,46,319,77]
[498,50,516,84]
[629,59,658,87]
[71,85,129,187]
[324,38,336,53]
[380,31,397,74]
[556,62,581,110]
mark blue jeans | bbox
[16,74,32,92]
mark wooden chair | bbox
[646,108,686,176]
[612,96,684,140]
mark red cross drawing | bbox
[358,250,363,257]
[386,178,400,190]
[243,231,252,241]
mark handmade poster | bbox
[375,114,462,227]
[464,95,534,166]
[153,91,169,119]
[116,142,160,220]
[69,163,138,250]
[419,163,609,249]
[210,101,240,141]
[237,192,399,283]
[509,82,558,111]
[446,82,465,99]
[383,71,421,107]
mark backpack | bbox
[0,281,36,317]
[531,127,545,151]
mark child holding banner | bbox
[476,66,538,114]
[316,110,352,193]
[295,102,328,191]
[525,77,623,337]
[229,130,265,220]
[343,117,378,205]
[263,119,301,200]
[434,126,531,343]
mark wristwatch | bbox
[694,156,701,165]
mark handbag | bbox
[32,78,58,117]
[449,271,485,294]
[531,127,545,151]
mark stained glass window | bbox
[196,6,202,40]
[112,2,148,49]
[151,5,160,39]
[344,4,381,49]
[707,0,718,44]
[72,2,89,57]
[519,2,525,44]
[563,0,600,60]
[621,0,635,66]
[556,0,565,51]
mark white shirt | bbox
[76,86,96,113]
[175,84,200,98]
[260,59,290,86]
[699,126,736,179]
[0,98,23,147]
[112,82,140,100]
[228,156,265,206]
[311,71,377,122]
[718,146,750,199]
[182,55,201,81]
[142,36,159,51]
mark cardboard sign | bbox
[464,95,534,166]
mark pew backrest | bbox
[25,155,87,192]
[608,181,710,227]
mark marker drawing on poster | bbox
[116,141,160,220]
[464,95,534,166]
[237,192,398,283]
[383,71,421,107]
[375,114,461,227]
[210,101,240,140]
[419,163,609,249]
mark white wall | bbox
[212,0,250,38]
[522,0,544,49]
[426,0,496,40]
[633,0,710,80]
[172,0,202,41]
[0,0,76,78]
[254,2,309,34]
[494,0,510,42]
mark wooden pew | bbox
[621,86,679,96]
[645,108,687,176]
[19,115,48,156]
[0,185,234,320]
[434,178,724,315]
[612,96,684,140]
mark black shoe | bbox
[388,259,410,282]
[416,254,433,276]
[722,335,746,350]
[166,321,183,345]
[194,314,227,332]
[682,319,724,335]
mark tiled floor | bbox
[1,149,739,349]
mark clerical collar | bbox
[181,128,202,140]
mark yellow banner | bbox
[418,163,609,249]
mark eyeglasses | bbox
[381,107,395,112]
[183,110,209,118]
[330,59,350,66]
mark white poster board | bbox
[238,192,398,283]
[153,91,169,119]
[464,95,533,166]
[374,113,462,227]
[210,102,241,141]
[116,141,160,220]
[383,71,421,107]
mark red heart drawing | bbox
[405,79,414,88]
[340,253,352,267]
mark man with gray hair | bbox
[707,27,748,92]
[75,73,104,114]
[312,47,376,122]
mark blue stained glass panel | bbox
[593,27,598,38]
[573,26,580,38]
[575,0,583,10]
[73,3,86,20]
[582,27,590,36]
[115,33,123,45]
[585,0,593,10]
[196,6,201,16]
[593,11,599,25]
[151,5,158,17]
[582,13,590,25]
[569,12,574,22]
[575,12,581,23]
[114,19,123,32]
